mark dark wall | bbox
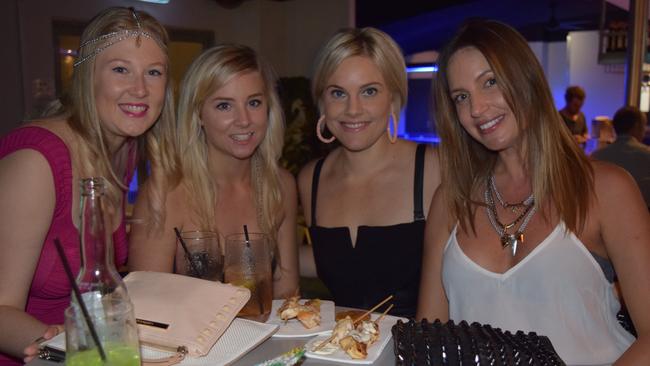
[0,0,24,136]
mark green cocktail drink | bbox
[65,301,140,366]
[66,343,140,366]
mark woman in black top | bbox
[297,28,440,318]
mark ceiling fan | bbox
[544,0,593,32]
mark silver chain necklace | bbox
[490,175,534,213]
[485,176,537,257]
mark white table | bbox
[231,334,396,365]
[29,308,399,366]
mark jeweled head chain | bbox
[73,8,165,68]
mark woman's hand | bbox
[22,324,63,363]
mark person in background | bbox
[298,27,440,318]
[417,19,650,365]
[559,85,590,147]
[0,7,175,364]
[129,44,299,299]
[592,105,650,208]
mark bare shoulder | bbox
[425,143,440,165]
[589,160,648,227]
[402,141,440,166]
[591,160,640,201]
[278,167,298,209]
[0,146,56,254]
[1,125,64,222]
[1,147,54,187]
[423,144,441,181]
[429,184,455,233]
[297,159,319,192]
[278,167,297,192]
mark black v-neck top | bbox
[309,144,427,318]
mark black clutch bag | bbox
[392,319,565,366]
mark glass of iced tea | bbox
[64,300,140,366]
[224,232,273,322]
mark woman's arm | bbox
[422,145,442,220]
[128,181,179,273]
[272,169,300,298]
[416,185,452,322]
[0,150,56,358]
[296,160,318,278]
[594,163,650,365]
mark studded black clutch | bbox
[392,319,565,366]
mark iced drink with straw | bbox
[224,230,273,322]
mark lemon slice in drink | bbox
[234,278,256,292]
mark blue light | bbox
[406,65,438,73]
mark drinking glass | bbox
[176,231,223,281]
[64,300,140,366]
[224,232,273,322]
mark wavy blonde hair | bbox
[68,7,176,210]
[174,44,285,243]
[312,27,407,118]
[433,19,593,234]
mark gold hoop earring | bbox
[316,115,336,144]
[386,112,398,144]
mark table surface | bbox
[29,308,399,366]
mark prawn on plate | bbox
[277,296,322,329]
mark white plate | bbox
[304,314,404,364]
[266,299,336,338]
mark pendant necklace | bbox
[485,176,537,257]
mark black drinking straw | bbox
[173,227,202,277]
[243,225,251,247]
[53,238,107,361]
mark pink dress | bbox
[0,126,133,365]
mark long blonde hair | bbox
[68,7,176,209]
[433,19,593,234]
[175,44,285,243]
[312,27,407,119]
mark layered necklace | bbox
[484,175,536,257]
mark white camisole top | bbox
[442,223,634,366]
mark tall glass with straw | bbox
[224,226,273,322]
[64,177,140,365]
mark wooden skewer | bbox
[375,303,394,323]
[353,294,393,325]
[312,333,337,352]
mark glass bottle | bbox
[76,177,130,308]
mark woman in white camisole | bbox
[417,20,650,365]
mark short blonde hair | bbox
[312,27,407,117]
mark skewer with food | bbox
[310,295,393,360]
